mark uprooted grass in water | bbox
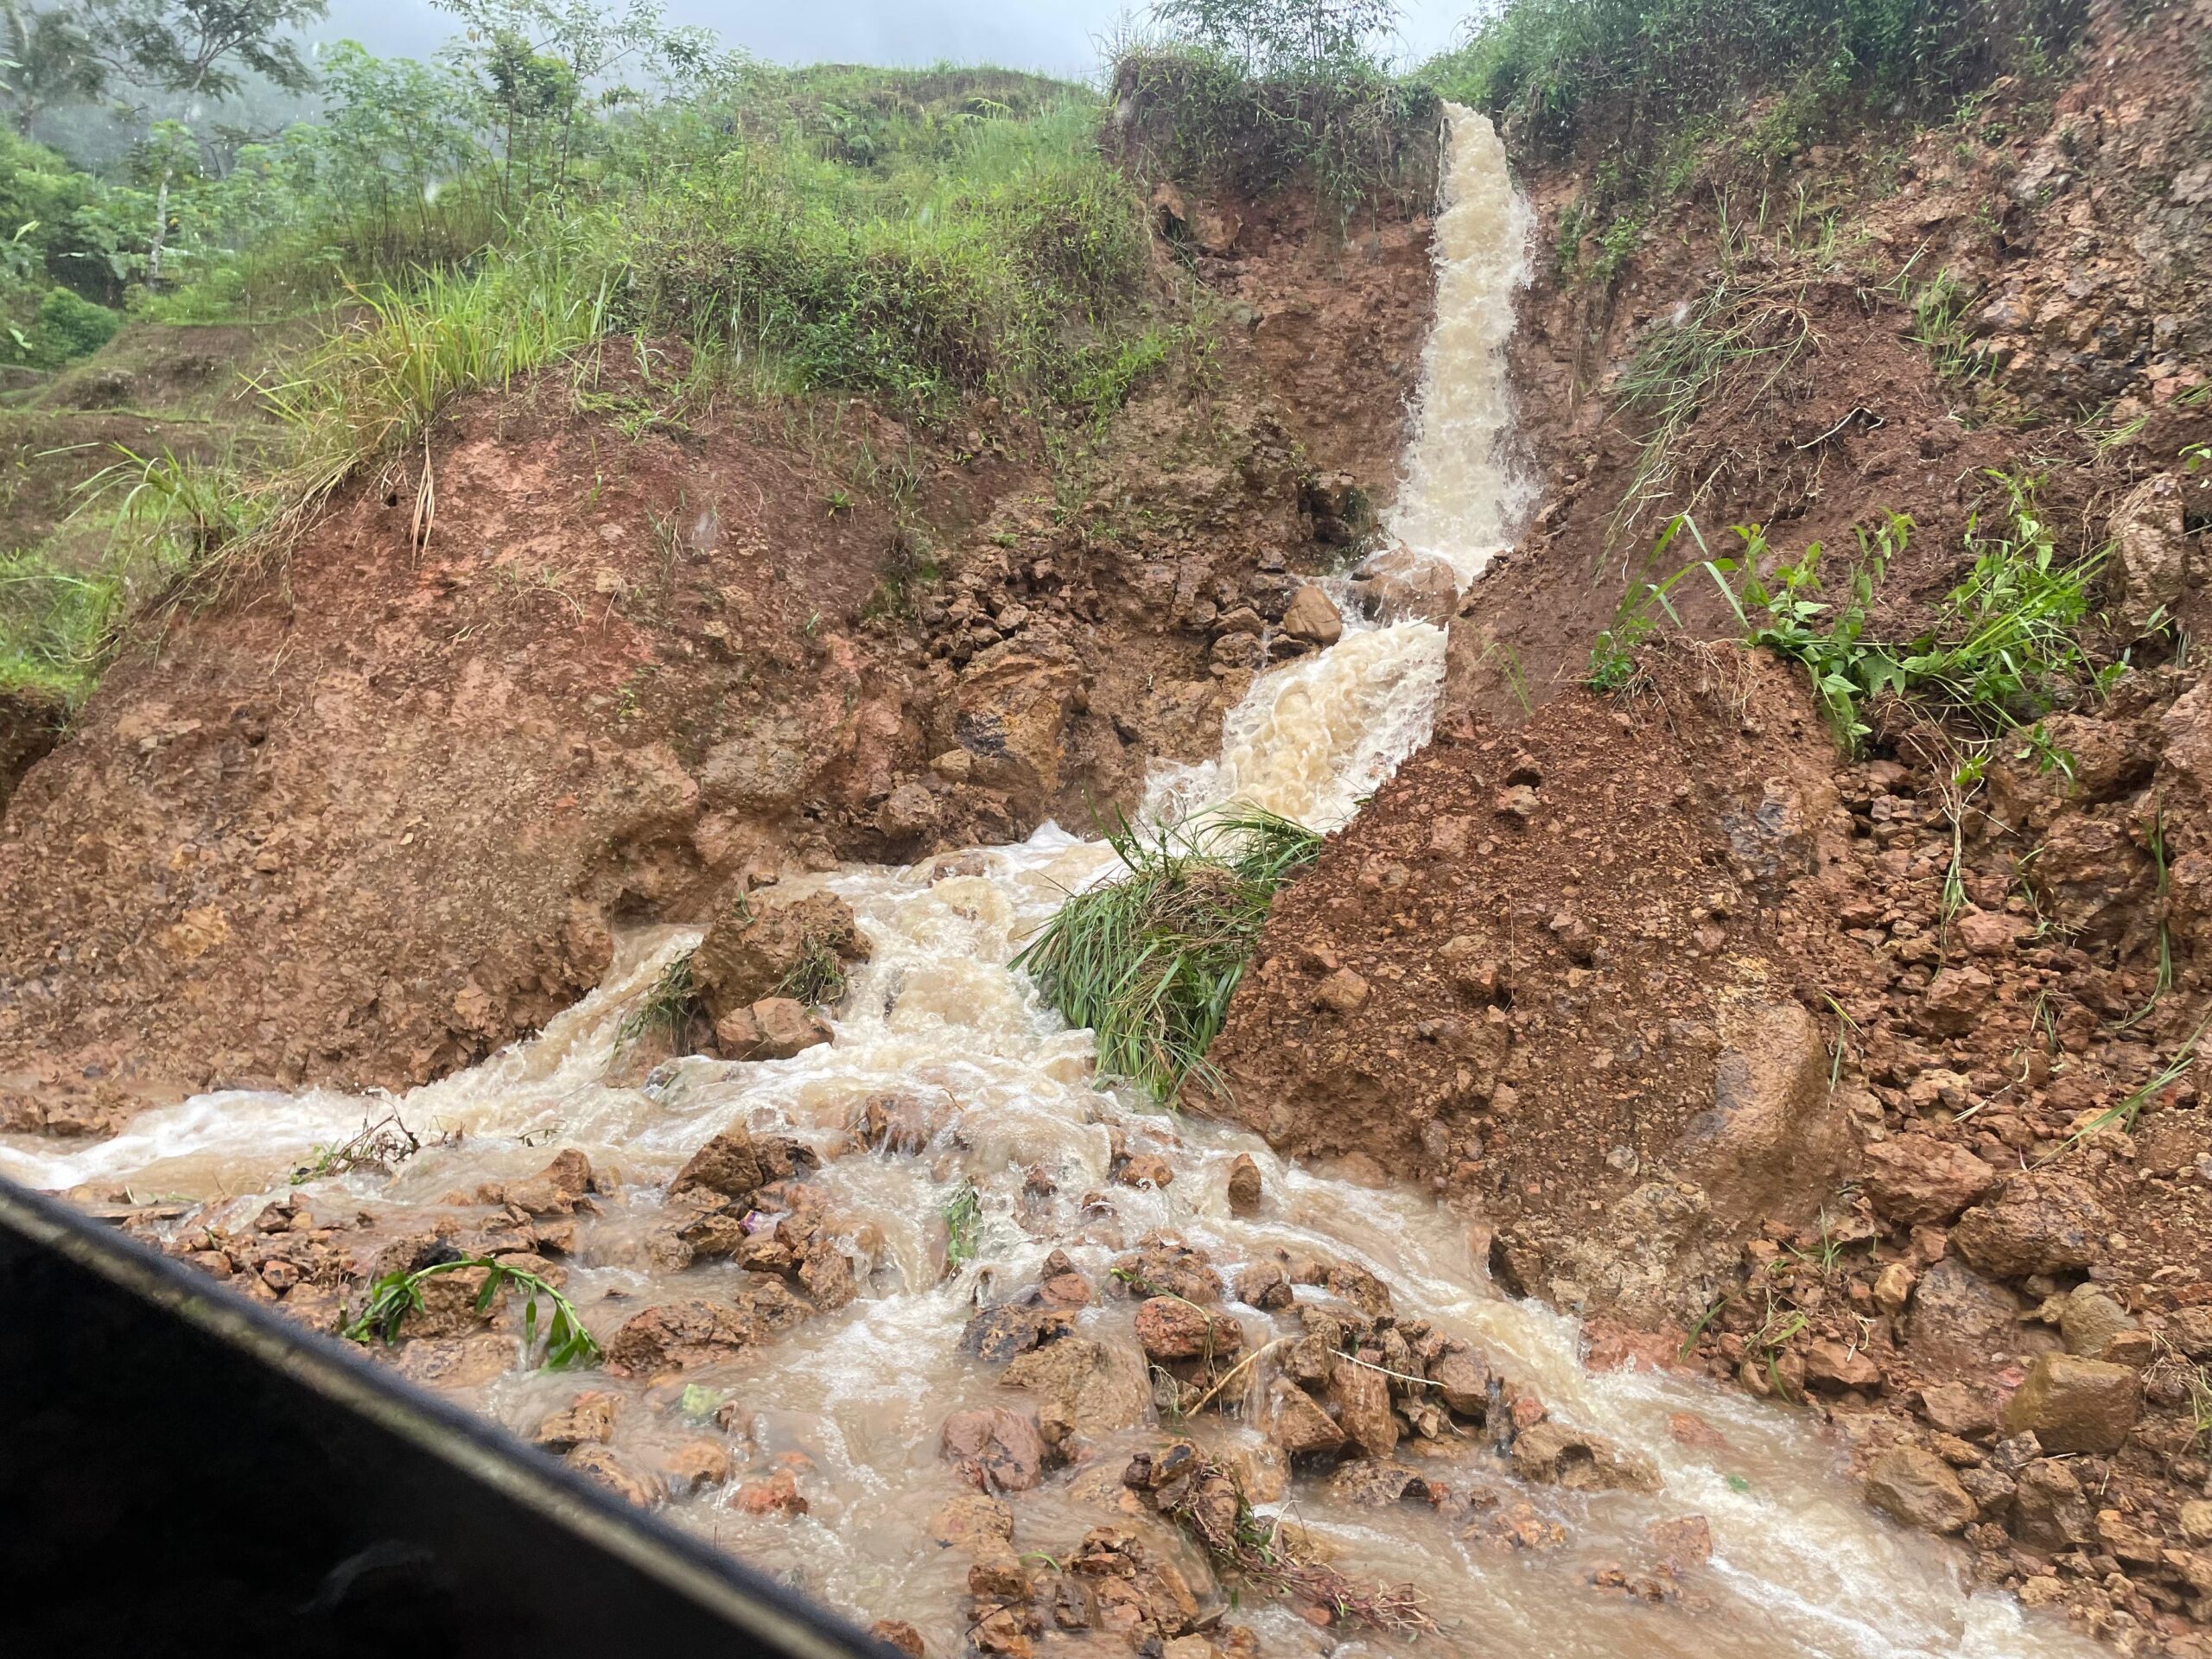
[613,950,709,1057]
[1148,1450,1433,1634]
[1012,806,1321,1103]
[345,1254,601,1370]
[941,1180,983,1268]
[775,938,850,1008]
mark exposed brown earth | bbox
[0,175,1435,1128]
[1208,3,2212,1649]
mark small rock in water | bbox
[671,1123,765,1203]
[870,1620,926,1658]
[942,1406,1048,1492]
[1225,1154,1263,1216]
[533,1390,619,1452]
[662,1439,733,1496]
[1508,1421,1658,1493]
[1135,1297,1243,1363]
[1116,1153,1175,1189]
[927,1493,1015,1551]
[567,1444,660,1510]
[1649,1514,1713,1567]
[1263,1378,1344,1457]
[734,1467,809,1516]
[1281,583,1344,647]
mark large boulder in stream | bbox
[690,888,869,1017]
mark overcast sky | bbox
[312,1,1479,80]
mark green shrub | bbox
[29,286,123,365]
[1700,474,2103,747]
[1109,47,1440,226]
[1429,0,2088,165]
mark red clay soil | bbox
[0,176,1437,1128]
[1211,3,2212,1647]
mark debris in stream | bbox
[1121,1444,1436,1635]
[345,1253,601,1370]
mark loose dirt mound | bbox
[1203,645,1863,1322]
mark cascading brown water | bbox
[2,106,2099,1659]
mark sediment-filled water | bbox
[1,106,2095,1659]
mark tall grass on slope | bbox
[260,223,623,513]
[1014,806,1320,1104]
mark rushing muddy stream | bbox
[4,110,2098,1659]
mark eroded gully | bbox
[1,109,2099,1659]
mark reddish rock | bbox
[734,1468,809,1516]
[691,889,868,1016]
[1281,583,1344,647]
[1116,1153,1175,1189]
[567,1444,660,1509]
[671,1123,765,1203]
[1328,1354,1398,1459]
[1264,1378,1346,1456]
[1313,969,1370,1016]
[1001,1338,1151,1448]
[1135,1297,1242,1363]
[1998,1354,2141,1453]
[662,1439,734,1496]
[1650,1514,1713,1567]
[1225,1154,1263,1215]
[1508,1421,1659,1492]
[871,1619,926,1658]
[926,1492,1014,1550]
[1865,1445,1975,1535]
[1232,1262,1293,1310]
[1859,1134,2000,1226]
[1427,1348,1491,1417]
[532,1389,619,1452]
[1952,1173,2112,1277]
[1803,1339,1883,1393]
[942,1406,1048,1492]
[1921,967,1994,1035]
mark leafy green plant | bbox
[345,1255,601,1370]
[1586,517,1699,690]
[1703,474,2101,749]
[1013,805,1320,1102]
[941,1180,983,1267]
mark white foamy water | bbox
[0,108,2095,1659]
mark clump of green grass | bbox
[775,938,850,1008]
[260,227,621,515]
[1013,805,1321,1103]
[1607,245,1818,545]
[614,950,709,1056]
[345,1254,600,1370]
[0,445,258,707]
